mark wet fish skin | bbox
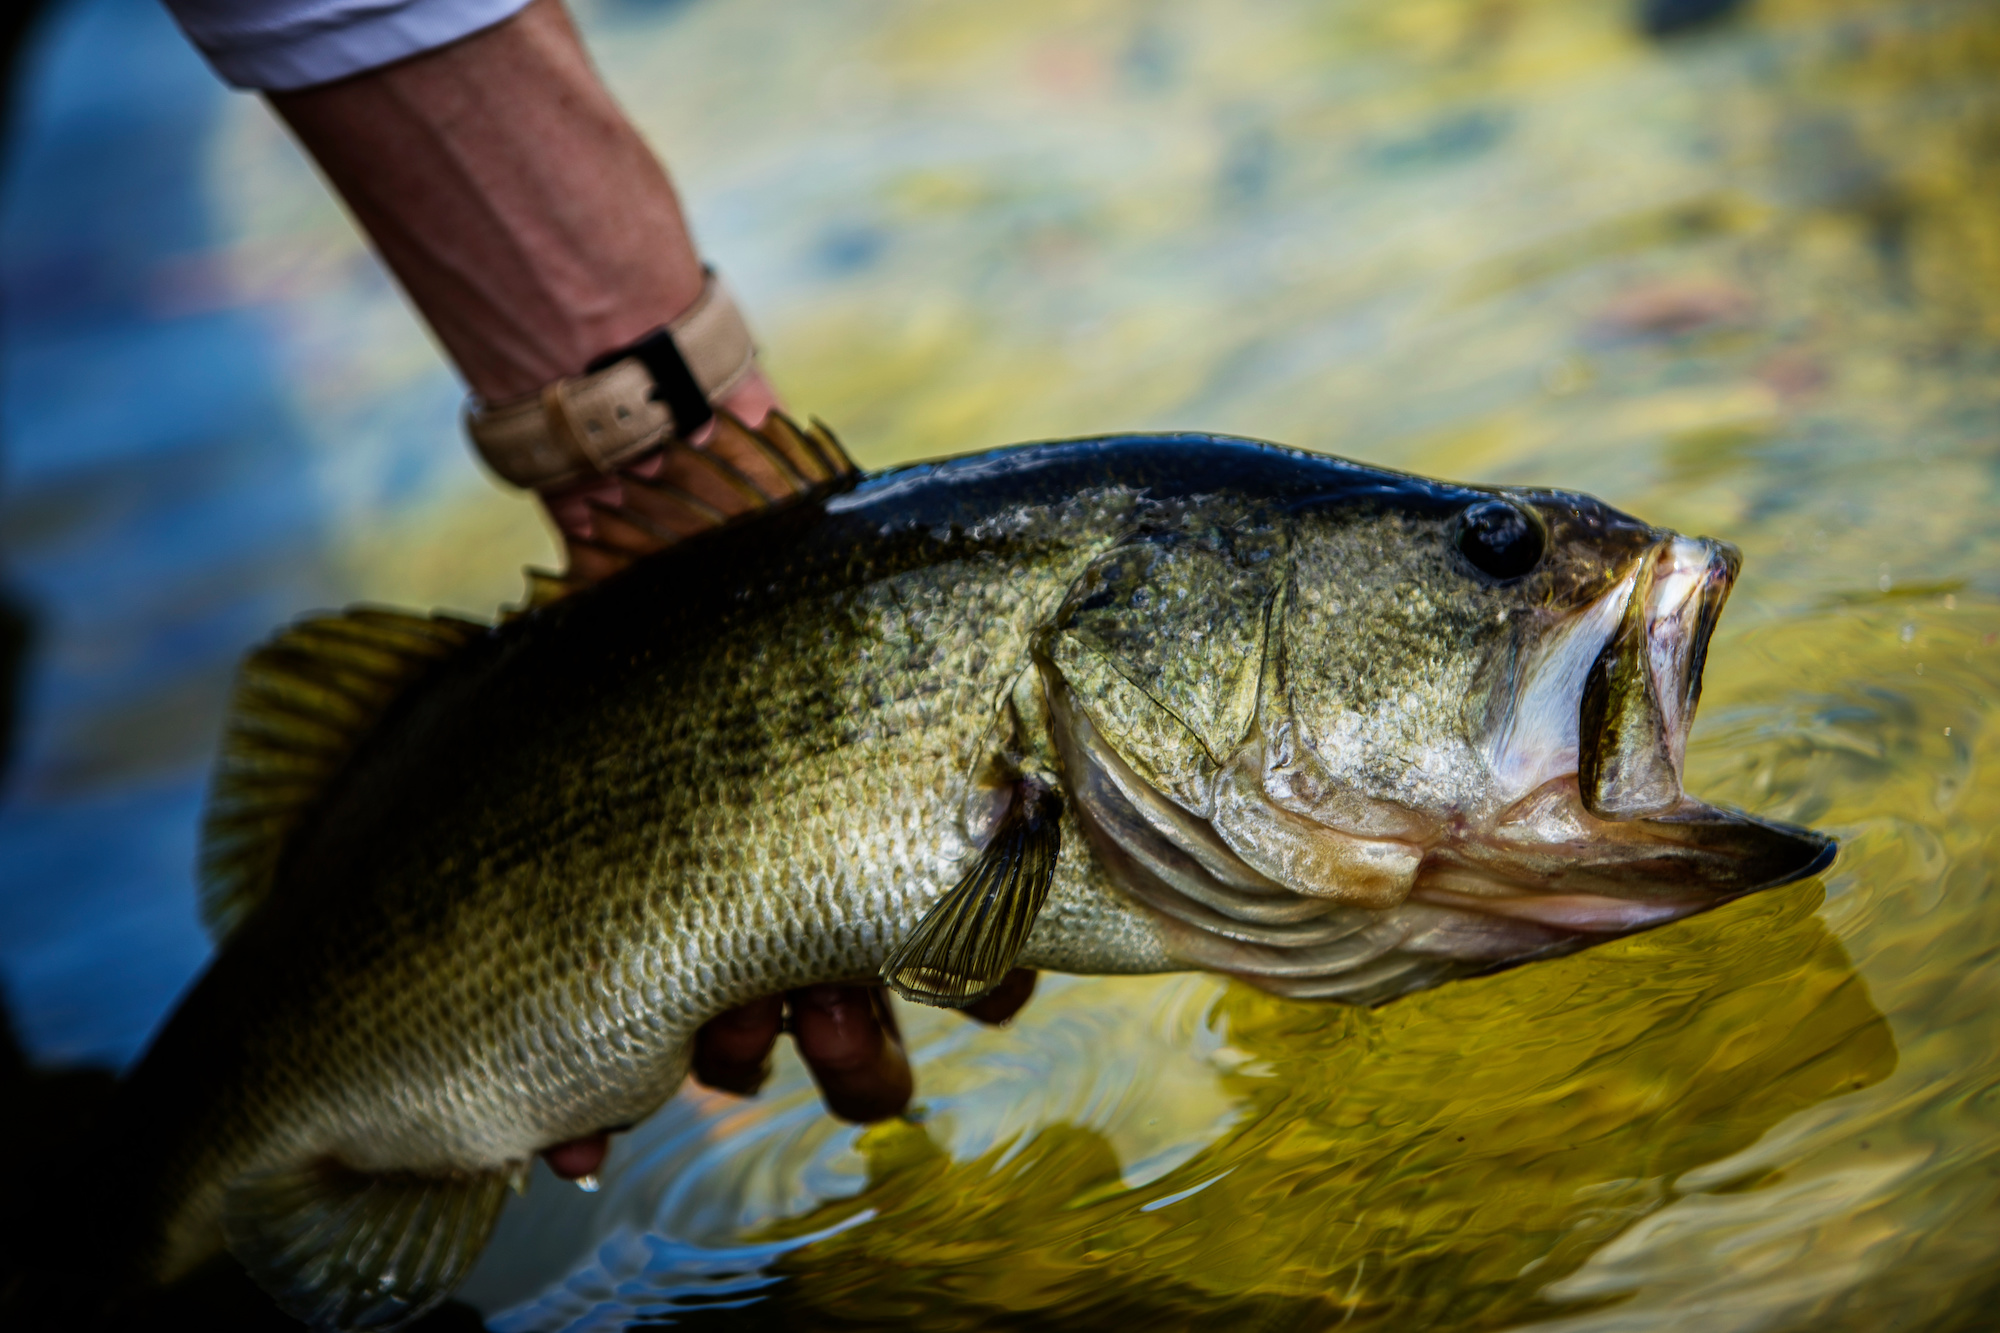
[103,439,1186,1297]
[73,434,1829,1325]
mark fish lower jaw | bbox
[1413,775,1720,936]
[1483,771,1706,844]
[1417,767,1829,926]
[1408,876,1703,935]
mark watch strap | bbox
[464,271,758,491]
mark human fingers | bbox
[712,366,781,431]
[542,1132,609,1183]
[536,365,788,571]
[961,967,1037,1026]
[786,984,913,1123]
[691,994,785,1096]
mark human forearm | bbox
[267,0,704,405]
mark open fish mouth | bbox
[1410,533,1831,955]
[1578,534,1741,820]
[1045,532,1834,1005]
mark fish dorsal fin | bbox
[517,566,572,612]
[883,781,1064,1007]
[557,410,860,589]
[222,1160,510,1332]
[198,607,487,941]
[507,411,859,612]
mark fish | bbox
[28,421,1832,1331]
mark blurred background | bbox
[2,0,1998,1328]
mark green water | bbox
[14,0,2000,1326]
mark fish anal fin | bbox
[883,781,1063,1008]
[198,608,486,942]
[222,1161,510,1332]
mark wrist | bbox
[466,268,770,493]
[537,362,777,526]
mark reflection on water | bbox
[476,896,1890,1331]
[3,0,1998,1327]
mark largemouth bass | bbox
[52,427,1831,1330]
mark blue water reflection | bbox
[4,0,340,1064]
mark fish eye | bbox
[1455,499,1547,581]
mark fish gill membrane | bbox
[8,431,1835,1331]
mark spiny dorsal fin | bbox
[883,781,1063,1007]
[547,410,860,592]
[514,566,575,614]
[222,1161,511,1332]
[198,607,487,941]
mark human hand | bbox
[694,970,1040,1122]
[268,0,997,1179]
[537,368,807,582]
[538,972,1036,1183]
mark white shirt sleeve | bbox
[159,0,536,91]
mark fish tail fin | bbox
[221,1160,511,1332]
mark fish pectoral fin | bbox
[221,1160,510,1332]
[883,781,1063,1008]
